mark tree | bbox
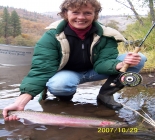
[10,10,21,37]
[116,0,155,25]
[149,0,155,22]
[146,0,155,23]
[0,8,11,38]
[116,0,144,25]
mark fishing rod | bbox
[118,22,155,87]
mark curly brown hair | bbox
[58,0,102,21]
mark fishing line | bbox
[119,22,155,87]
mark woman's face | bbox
[66,3,95,29]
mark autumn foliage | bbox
[0,6,55,47]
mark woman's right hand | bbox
[2,93,32,121]
[3,103,24,121]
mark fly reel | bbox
[119,72,143,87]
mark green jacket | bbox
[20,20,126,97]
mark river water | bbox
[0,64,155,139]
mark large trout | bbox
[8,110,127,128]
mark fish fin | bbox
[59,126,66,129]
[22,119,35,125]
[89,125,100,128]
[60,112,68,115]
[25,109,35,111]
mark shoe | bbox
[55,95,73,101]
[97,94,123,110]
[97,74,124,110]
[38,88,47,102]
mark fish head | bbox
[8,111,17,116]
[8,111,24,117]
[8,111,37,125]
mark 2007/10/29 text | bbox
[98,128,138,133]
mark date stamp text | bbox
[98,127,138,133]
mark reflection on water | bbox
[0,65,155,140]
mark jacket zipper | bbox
[82,43,86,64]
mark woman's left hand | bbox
[123,52,141,67]
[116,52,141,70]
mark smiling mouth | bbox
[76,21,86,24]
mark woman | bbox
[3,0,146,121]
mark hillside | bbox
[0,6,136,33]
[99,16,136,31]
[0,6,57,40]
[0,6,137,46]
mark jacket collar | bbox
[56,20,68,34]
[45,19,101,36]
[64,23,97,38]
[45,19,126,42]
[45,19,67,34]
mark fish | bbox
[8,110,128,128]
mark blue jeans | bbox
[46,53,146,96]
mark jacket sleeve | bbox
[93,37,121,75]
[20,30,60,97]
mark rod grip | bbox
[120,47,141,72]
[133,47,141,53]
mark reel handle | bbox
[120,47,141,72]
